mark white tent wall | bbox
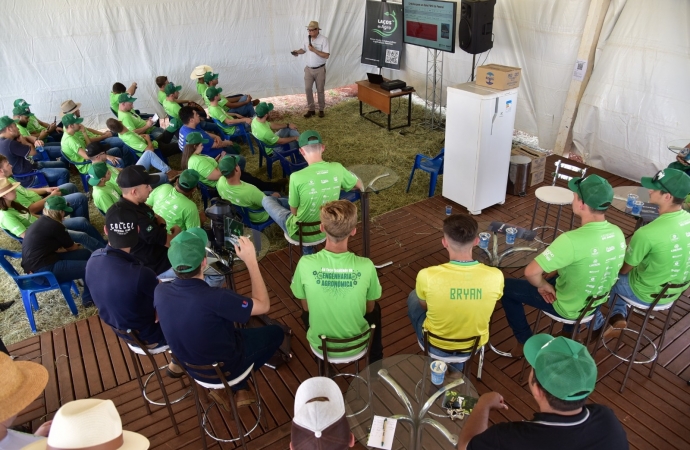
[377,0,592,151]
[0,0,366,129]
[572,0,690,181]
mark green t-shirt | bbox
[208,105,236,135]
[17,124,31,137]
[119,130,149,155]
[251,118,279,149]
[118,110,148,133]
[27,116,46,134]
[626,210,690,303]
[93,184,121,214]
[109,92,120,112]
[11,179,42,208]
[287,161,358,242]
[0,208,36,237]
[188,154,218,188]
[145,184,200,232]
[157,90,166,105]
[196,82,207,98]
[199,84,227,108]
[163,99,181,119]
[216,177,268,223]
[535,221,626,319]
[61,132,90,173]
[291,250,382,355]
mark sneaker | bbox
[208,389,232,412]
[318,111,325,118]
[252,99,260,107]
[603,314,627,339]
[303,110,315,118]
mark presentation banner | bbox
[361,1,404,70]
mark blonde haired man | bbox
[291,200,383,362]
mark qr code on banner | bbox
[385,49,399,65]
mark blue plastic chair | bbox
[234,204,275,232]
[339,189,361,204]
[212,120,255,155]
[406,148,445,197]
[197,182,219,209]
[13,170,48,189]
[1,227,23,243]
[254,139,300,179]
[0,249,79,333]
[60,150,92,192]
[274,149,307,178]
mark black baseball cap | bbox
[85,142,107,158]
[116,165,154,188]
[104,203,139,248]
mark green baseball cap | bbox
[568,174,613,210]
[205,86,223,100]
[218,155,241,176]
[186,132,209,145]
[13,99,30,108]
[298,130,323,148]
[45,196,73,213]
[87,162,109,187]
[12,106,32,117]
[168,228,207,272]
[163,82,182,96]
[641,168,690,199]
[203,72,219,83]
[255,102,273,118]
[118,93,137,104]
[0,116,16,130]
[524,334,597,401]
[178,169,200,190]
[61,113,84,127]
[166,117,181,133]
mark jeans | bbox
[36,161,69,187]
[64,220,107,251]
[302,302,383,363]
[226,95,256,118]
[101,136,125,149]
[407,291,470,371]
[276,127,300,150]
[261,196,316,254]
[42,142,63,162]
[149,127,166,142]
[199,121,224,136]
[227,325,283,390]
[592,274,642,330]
[63,192,89,221]
[502,277,568,344]
[106,147,137,167]
[136,149,171,173]
[36,249,93,305]
[149,173,168,189]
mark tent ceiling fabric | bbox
[572,0,690,181]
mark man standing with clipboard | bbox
[291,21,330,119]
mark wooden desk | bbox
[356,80,415,130]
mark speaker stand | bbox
[423,48,445,131]
[471,54,476,81]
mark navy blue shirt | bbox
[178,124,221,158]
[85,246,164,344]
[0,137,36,175]
[154,278,253,369]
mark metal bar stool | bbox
[419,329,484,380]
[170,352,265,450]
[312,325,376,417]
[519,292,608,381]
[530,160,586,244]
[285,220,326,270]
[114,328,191,435]
[596,280,690,393]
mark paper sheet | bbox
[367,416,397,450]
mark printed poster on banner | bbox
[361,1,404,70]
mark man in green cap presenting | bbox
[154,229,283,408]
[262,130,363,254]
[146,169,204,232]
[591,168,690,338]
[457,334,628,449]
[502,174,626,357]
[251,102,300,153]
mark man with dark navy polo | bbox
[457,334,628,450]
[154,229,283,409]
[85,204,183,377]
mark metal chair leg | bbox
[648,301,678,377]
[477,346,485,380]
[529,199,540,229]
[552,205,563,242]
[129,351,152,414]
[147,354,180,435]
[620,308,653,393]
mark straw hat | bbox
[0,352,49,423]
[307,21,321,30]
[60,99,82,116]
[0,176,20,198]
[189,64,214,80]
[22,399,150,450]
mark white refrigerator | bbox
[442,82,518,215]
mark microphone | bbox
[308,35,312,47]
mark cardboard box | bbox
[511,145,547,187]
[476,64,521,90]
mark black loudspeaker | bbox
[458,0,496,55]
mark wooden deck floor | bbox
[8,155,690,449]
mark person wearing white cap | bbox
[0,352,51,448]
[291,20,330,118]
[21,399,149,450]
[290,377,355,449]
[60,99,125,150]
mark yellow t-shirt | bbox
[416,261,504,349]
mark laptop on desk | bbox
[366,73,384,84]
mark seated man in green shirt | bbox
[262,130,363,254]
[502,175,626,357]
[216,154,286,224]
[12,98,61,142]
[59,99,125,150]
[206,87,252,137]
[12,106,62,162]
[592,168,690,338]
[109,82,155,120]
[105,118,180,160]
[117,93,171,144]
[85,142,171,193]
[87,162,123,214]
[155,76,191,106]
[200,71,259,117]
[146,169,203,232]
[61,113,133,172]
[251,102,300,154]
[291,200,383,362]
